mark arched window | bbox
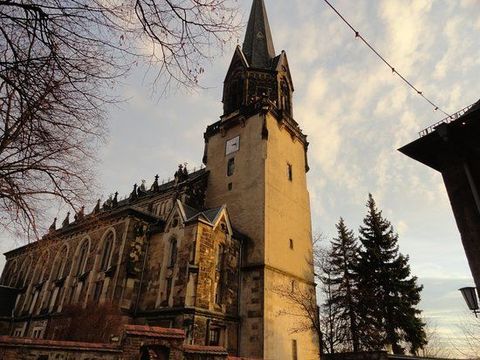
[32,252,49,285]
[20,257,33,288]
[76,239,89,276]
[2,260,17,286]
[99,231,114,271]
[52,246,68,280]
[168,238,177,268]
[281,80,292,116]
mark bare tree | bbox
[453,315,480,359]
[418,320,453,358]
[54,301,124,342]
[0,0,240,238]
[272,235,331,358]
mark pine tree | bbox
[356,194,427,354]
[325,218,361,352]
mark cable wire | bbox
[322,0,451,117]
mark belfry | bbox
[204,0,317,357]
[0,1,319,359]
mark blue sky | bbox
[1,0,480,356]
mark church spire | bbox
[242,0,276,69]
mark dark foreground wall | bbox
[324,351,460,360]
[0,324,251,360]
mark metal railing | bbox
[419,102,477,137]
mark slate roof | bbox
[463,98,480,117]
[181,203,224,224]
[242,0,276,69]
[184,344,228,355]
[124,325,184,339]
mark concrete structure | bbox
[399,100,480,288]
[0,1,319,359]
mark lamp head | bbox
[459,287,479,312]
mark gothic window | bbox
[215,244,225,305]
[256,86,270,97]
[292,339,298,360]
[225,76,244,114]
[100,231,114,271]
[209,328,221,346]
[17,256,32,288]
[216,244,224,272]
[93,281,103,304]
[48,246,69,313]
[165,277,173,303]
[189,240,196,264]
[32,327,43,339]
[76,239,90,276]
[52,246,68,280]
[287,163,293,181]
[2,260,16,286]
[281,80,292,116]
[227,158,235,177]
[168,238,177,268]
[172,216,179,228]
[33,252,49,285]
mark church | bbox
[0,1,319,359]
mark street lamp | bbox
[459,287,480,317]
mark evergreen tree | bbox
[325,218,361,352]
[356,194,427,354]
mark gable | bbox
[274,51,294,92]
[224,46,249,84]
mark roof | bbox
[4,168,208,257]
[399,100,480,172]
[180,202,224,225]
[0,336,119,352]
[242,0,276,69]
[124,325,184,339]
[184,344,228,355]
[463,98,480,116]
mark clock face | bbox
[225,136,240,155]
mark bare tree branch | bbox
[0,0,240,239]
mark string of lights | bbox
[322,0,451,118]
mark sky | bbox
[1,0,480,356]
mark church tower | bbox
[203,1,319,358]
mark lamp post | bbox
[459,287,480,317]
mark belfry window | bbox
[227,158,235,177]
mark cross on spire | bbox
[243,0,276,69]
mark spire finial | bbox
[62,212,70,228]
[151,175,160,192]
[243,0,276,68]
[49,218,57,232]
